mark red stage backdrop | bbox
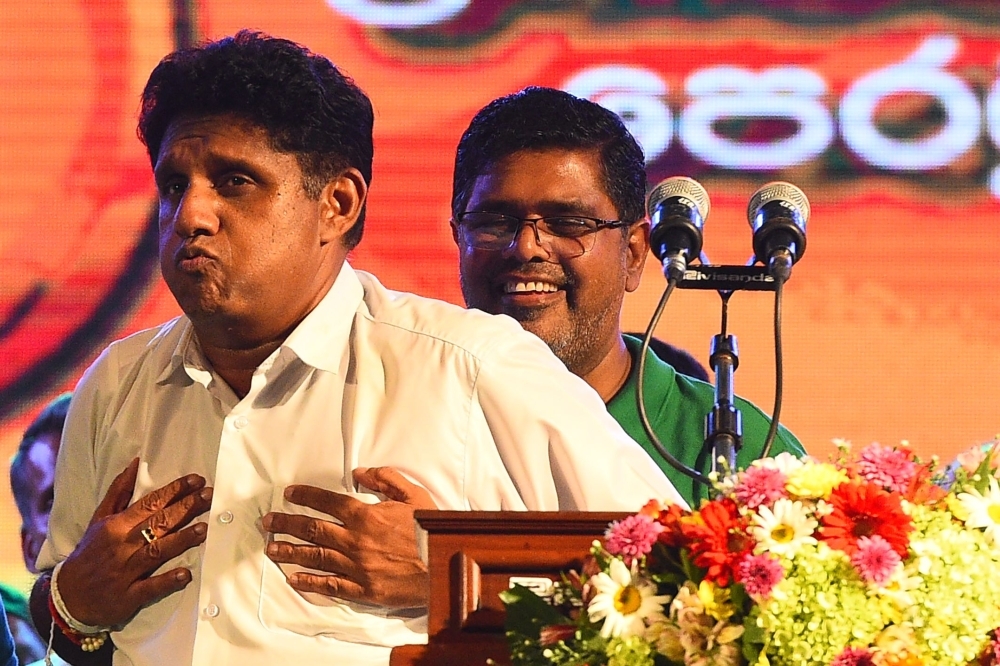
[3,0,1000,588]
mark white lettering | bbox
[326,0,471,27]
[987,62,1000,198]
[562,34,999,199]
[840,35,979,169]
[680,66,833,169]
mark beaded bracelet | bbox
[48,562,111,652]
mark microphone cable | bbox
[761,276,785,459]
[636,276,711,486]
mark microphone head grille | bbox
[747,181,810,224]
[647,176,710,220]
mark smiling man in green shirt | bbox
[450,87,803,506]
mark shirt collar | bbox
[156,317,205,385]
[157,262,363,383]
[278,261,363,374]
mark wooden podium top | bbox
[414,509,629,535]
[391,510,627,666]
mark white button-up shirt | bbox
[39,264,684,666]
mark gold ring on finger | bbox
[140,526,157,544]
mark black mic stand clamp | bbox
[706,333,743,474]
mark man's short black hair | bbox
[452,86,646,225]
[138,30,374,250]
[10,393,71,522]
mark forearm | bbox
[29,571,114,666]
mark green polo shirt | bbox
[608,335,805,506]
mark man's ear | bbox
[625,219,650,293]
[319,168,368,245]
[449,217,461,246]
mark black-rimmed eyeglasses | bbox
[455,211,628,257]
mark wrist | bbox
[50,561,112,648]
[47,592,109,652]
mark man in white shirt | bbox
[32,31,683,666]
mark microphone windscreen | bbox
[647,176,710,221]
[746,181,810,231]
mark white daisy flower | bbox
[957,476,1000,547]
[752,451,805,476]
[587,558,670,638]
[750,498,818,557]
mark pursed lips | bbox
[175,245,218,272]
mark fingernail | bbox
[288,573,300,586]
[283,486,294,500]
[200,487,213,501]
[175,570,188,582]
[186,475,204,488]
[266,543,278,556]
[261,514,272,529]
[194,523,207,536]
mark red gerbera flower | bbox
[680,497,752,586]
[820,481,913,557]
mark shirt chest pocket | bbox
[257,485,426,647]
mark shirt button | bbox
[218,511,234,524]
[204,604,219,618]
[234,415,249,429]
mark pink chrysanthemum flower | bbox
[831,646,875,665]
[735,553,784,599]
[857,443,917,493]
[734,466,788,509]
[982,627,1000,665]
[605,514,664,565]
[850,535,901,586]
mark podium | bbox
[390,510,627,666]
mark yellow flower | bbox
[945,494,969,521]
[697,580,736,622]
[872,624,921,664]
[786,462,847,499]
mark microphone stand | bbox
[637,262,779,490]
[705,293,742,474]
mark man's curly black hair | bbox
[138,30,374,249]
[452,86,646,227]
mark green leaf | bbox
[679,548,706,584]
[729,582,751,614]
[971,441,1000,493]
[501,583,571,639]
[742,611,766,663]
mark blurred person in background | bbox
[0,595,19,666]
[622,333,710,382]
[8,394,72,665]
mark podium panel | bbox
[390,511,626,666]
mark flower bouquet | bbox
[501,441,1000,666]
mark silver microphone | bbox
[747,181,809,282]
[647,176,710,281]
